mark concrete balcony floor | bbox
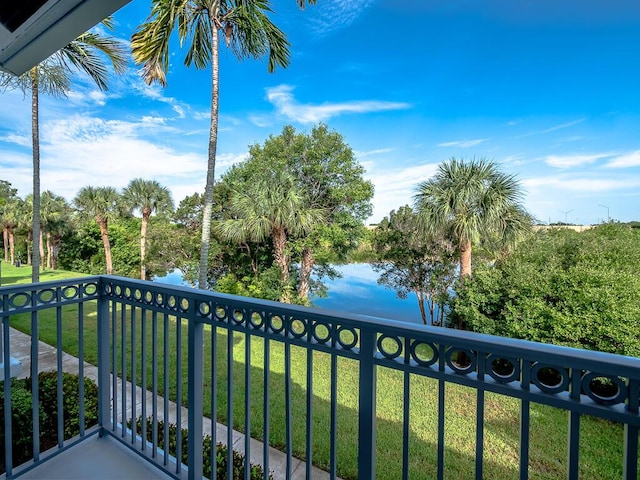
[16,435,173,480]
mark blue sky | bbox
[1,0,640,224]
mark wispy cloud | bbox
[544,152,614,168]
[604,150,640,168]
[0,133,30,147]
[355,148,393,158]
[514,118,585,138]
[307,0,376,37]
[437,138,488,148]
[264,85,410,124]
[523,175,640,192]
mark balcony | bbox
[0,276,638,479]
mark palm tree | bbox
[216,172,325,303]
[123,178,174,280]
[0,18,127,283]
[130,0,315,289]
[414,157,531,280]
[40,191,71,269]
[74,186,121,275]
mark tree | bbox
[372,206,457,326]
[0,180,18,262]
[414,157,531,280]
[238,124,374,300]
[0,19,127,283]
[123,179,174,280]
[130,0,316,289]
[73,186,121,274]
[0,196,23,265]
[216,171,325,303]
[40,191,72,270]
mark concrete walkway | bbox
[7,327,334,480]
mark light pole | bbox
[598,204,610,222]
[560,209,574,224]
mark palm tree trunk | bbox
[3,227,8,262]
[39,228,45,271]
[140,212,149,280]
[8,227,14,265]
[98,219,113,274]
[459,239,472,279]
[273,226,290,303]
[198,16,221,290]
[52,234,61,270]
[26,234,31,265]
[416,290,427,325]
[297,247,314,300]
[46,231,52,269]
[31,69,41,283]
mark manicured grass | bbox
[4,267,635,479]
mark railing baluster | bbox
[358,327,377,480]
[567,369,581,480]
[2,294,13,476]
[244,322,251,480]
[152,310,158,457]
[284,339,292,480]
[306,344,313,480]
[188,303,204,480]
[402,369,410,480]
[121,303,127,439]
[176,315,183,473]
[31,300,40,461]
[141,307,147,452]
[227,326,234,480]
[623,378,639,480]
[78,300,85,436]
[263,334,270,480]
[437,345,445,480]
[519,361,531,480]
[475,352,485,480]
[98,280,112,437]
[56,301,64,447]
[131,305,137,444]
[212,320,218,480]
[111,298,117,433]
[330,350,337,480]
[163,312,169,466]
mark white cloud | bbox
[307,0,376,37]
[604,150,640,168]
[355,148,393,158]
[366,162,439,222]
[514,118,585,138]
[0,133,30,147]
[437,138,488,148]
[265,85,410,124]
[544,152,613,168]
[523,175,640,192]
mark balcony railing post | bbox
[97,278,111,437]
[623,379,639,480]
[187,299,204,480]
[358,327,377,479]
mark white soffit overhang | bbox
[0,0,131,76]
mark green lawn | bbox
[3,267,634,479]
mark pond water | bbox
[154,263,425,325]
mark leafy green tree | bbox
[415,157,531,280]
[0,180,18,262]
[372,206,457,326]
[0,19,127,282]
[451,224,640,356]
[123,178,174,279]
[216,171,325,302]
[131,0,316,289]
[238,124,374,300]
[40,191,72,269]
[73,186,121,274]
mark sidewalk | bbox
[7,327,334,480]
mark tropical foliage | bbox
[131,0,316,289]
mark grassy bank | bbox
[3,268,633,479]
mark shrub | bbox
[129,416,273,480]
[0,372,99,474]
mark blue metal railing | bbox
[1,276,639,479]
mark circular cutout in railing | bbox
[214,306,227,321]
[290,318,307,339]
[114,285,122,296]
[9,292,30,309]
[268,315,285,334]
[445,348,476,374]
[37,289,56,304]
[62,285,79,300]
[198,302,211,316]
[249,311,265,329]
[167,295,177,308]
[581,373,627,406]
[83,283,97,296]
[378,335,403,360]
[155,293,164,307]
[232,309,245,324]
[179,298,189,312]
[531,363,569,394]
[336,327,358,350]
[312,322,332,344]
[124,287,132,299]
[409,341,438,367]
[144,291,153,304]
[133,289,142,301]
[487,355,520,383]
